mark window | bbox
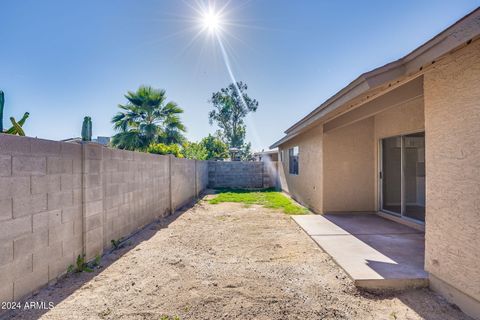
[288,146,299,175]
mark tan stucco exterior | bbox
[276,33,480,318]
[278,125,323,213]
[374,96,424,140]
[373,95,425,212]
[281,81,425,215]
[323,117,375,213]
[423,38,480,312]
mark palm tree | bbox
[159,111,186,145]
[111,86,186,150]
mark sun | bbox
[202,10,221,33]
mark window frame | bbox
[288,146,299,175]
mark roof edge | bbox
[279,7,480,141]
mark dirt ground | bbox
[4,197,470,320]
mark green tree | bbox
[238,142,253,161]
[208,82,258,159]
[201,134,228,160]
[182,141,208,160]
[111,86,186,150]
[159,109,186,145]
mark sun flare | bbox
[202,10,221,33]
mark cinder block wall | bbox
[0,135,83,303]
[0,135,208,305]
[195,160,209,196]
[208,161,278,189]
[100,148,170,251]
[171,157,196,211]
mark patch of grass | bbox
[209,188,308,215]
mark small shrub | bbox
[147,143,184,158]
[92,254,101,267]
[111,238,125,250]
[75,254,93,273]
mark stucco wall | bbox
[423,39,480,305]
[0,135,209,305]
[323,117,375,212]
[373,95,425,211]
[278,125,323,213]
[374,96,425,139]
[277,80,425,214]
[272,36,479,318]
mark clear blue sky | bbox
[1,1,478,151]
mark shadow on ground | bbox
[357,288,465,320]
[2,192,471,320]
[0,201,196,320]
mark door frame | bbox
[378,130,425,225]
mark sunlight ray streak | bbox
[215,33,263,148]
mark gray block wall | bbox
[208,161,278,189]
[0,134,208,305]
[171,157,196,211]
[195,160,209,194]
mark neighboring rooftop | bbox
[62,136,111,146]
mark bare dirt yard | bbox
[4,196,470,320]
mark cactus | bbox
[5,112,29,135]
[0,90,4,132]
[0,91,29,136]
[9,117,25,136]
[81,116,92,141]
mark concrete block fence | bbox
[208,160,278,189]
[0,134,209,304]
[0,134,279,305]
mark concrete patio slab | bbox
[293,213,428,290]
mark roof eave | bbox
[271,7,480,149]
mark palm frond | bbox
[112,86,187,151]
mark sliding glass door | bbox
[381,132,425,223]
[381,136,402,215]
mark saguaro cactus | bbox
[0,90,4,132]
[81,116,92,141]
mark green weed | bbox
[111,238,122,250]
[75,254,93,273]
[92,254,101,267]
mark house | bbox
[253,149,279,162]
[271,8,480,319]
